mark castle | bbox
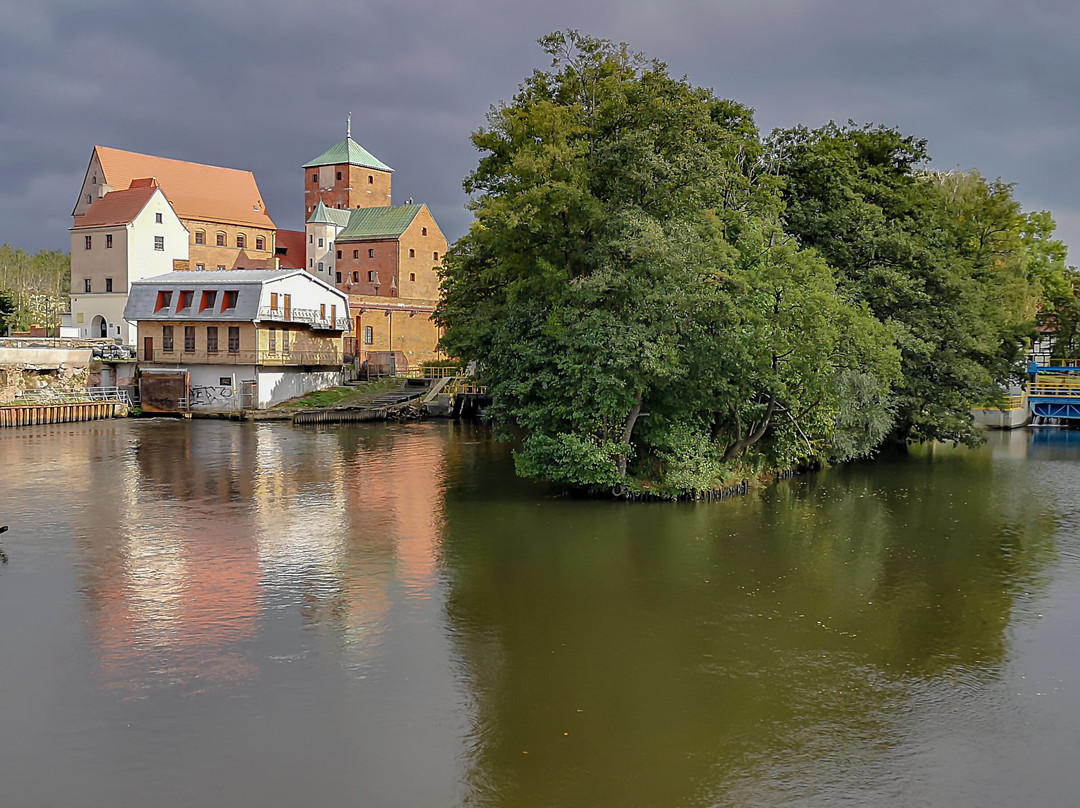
[68,118,446,372]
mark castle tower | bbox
[302,114,393,219]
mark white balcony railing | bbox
[258,307,350,330]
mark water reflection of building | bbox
[79,421,265,691]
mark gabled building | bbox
[74,146,277,272]
[69,178,188,342]
[123,269,350,411]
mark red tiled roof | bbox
[274,228,307,269]
[71,184,158,229]
[94,146,275,230]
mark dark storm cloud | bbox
[2,0,1079,255]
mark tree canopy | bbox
[437,32,1066,496]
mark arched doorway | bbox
[91,315,107,338]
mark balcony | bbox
[258,306,350,331]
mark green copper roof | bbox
[306,200,352,227]
[302,126,393,171]
[337,205,422,241]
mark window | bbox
[199,290,217,312]
[312,173,317,183]
[336,171,342,180]
[105,277,113,292]
[195,230,205,245]
[222,290,238,311]
[352,271,358,282]
[309,234,313,243]
[336,250,342,259]
[318,237,324,248]
[409,249,415,258]
[155,290,172,311]
[177,290,194,311]
[219,377,231,387]
[409,273,415,282]
[92,175,97,184]
[336,272,341,283]
[270,292,278,310]
[154,236,165,251]
[268,327,276,353]
[196,263,205,271]
[236,234,246,249]
[216,232,226,247]
[320,304,326,320]
[206,326,218,354]
[368,175,373,184]
[282,329,290,355]
[84,279,92,293]
[353,249,359,259]
[85,194,92,204]
[368,271,374,282]
[184,325,195,352]
[363,326,373,345]
[228,326,240,353]
[162,326,174,352]
[318,262,324,272]
[433,252,439,261]
[84,235,92,250]
[106,234,113,249]
[256,236,265,251]
[155,212,163,224]
[309,258,313,268]
[422,227,427,236]
[368,249,374,258]
[217,265,225,271]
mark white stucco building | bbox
[69,179,188,343]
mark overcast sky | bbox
[2,0,1077,259]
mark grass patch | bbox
[272,377,401,411]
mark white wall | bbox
[260,272,350,328]
[255,368,342,408]
[70,293,132,341]
[128,189,189,284]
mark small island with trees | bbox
[436,31,1077,498]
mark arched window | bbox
[433,252,439,261]
[409,249,415,258]
[194,230,205,245]
[216,232,226,247]
[236,234,246,249]
[368,175,374,185]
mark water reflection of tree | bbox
[440,434,1058,807]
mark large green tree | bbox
[772,124,1050,444]
[438,33,897,495]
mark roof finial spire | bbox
[347,112,352,140]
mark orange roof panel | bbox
[71,185,158,229]
[94,146,275,230]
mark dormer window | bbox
[154,290,173,312]
[199,290,217,312]
[177,290,194,312]
[222,290,239,311]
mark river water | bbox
[1,420,1079,806]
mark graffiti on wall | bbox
[189,385,234,405]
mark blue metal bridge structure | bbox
[1028,360,1080,420]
